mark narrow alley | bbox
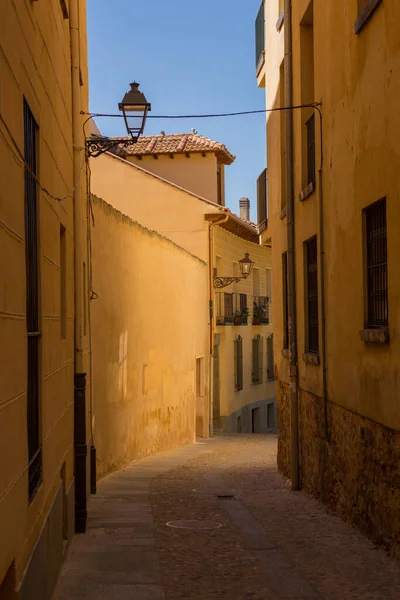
[53,435,400,600]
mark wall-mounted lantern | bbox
[213,253,255,288]
[86,81,151,158]
[119,82,151,141]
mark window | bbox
[306,114,316,187]
[355,0,383,35]
[60,0,69,19]
[239,293,248,325]
[24,99,42,501]
[252,407,261,433]
[282,252,289,349]
[300,1,315,194]
[257,168,267,224]
[224,292,234,324]
[234,336,243,391]
[267,334,275,380]
[305,236,319,354]
[364,198,388,328]
[255,1,265,71]
[60,225,67,339]
[252,335,263,384]
[217,164,223,205]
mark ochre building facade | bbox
[0,1,90,598]
[256,0,400,555]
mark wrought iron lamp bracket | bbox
[86,137,138,158]
[213,276,247,289]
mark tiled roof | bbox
[119,133,235,165]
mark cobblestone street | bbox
[53,435,400,600]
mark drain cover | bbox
[217,495,235,500]
[166,520,222,530]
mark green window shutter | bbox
[255,2,265,67]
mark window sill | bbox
[299,181,315,202]
[303,352,320,365]
[354,0,383,35]
[280,206,287,220]
[276,9,284,31]
[359,328,389,344]
[282,348,289,358]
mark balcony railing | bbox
[215,293,248,326]
[215,293,272,326]
[252,296,271,325]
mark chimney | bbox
[239,197,250,221]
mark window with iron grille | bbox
[234,336,243,391]
[24,99,42,501]
[305,236,319,354]
[364,198,388,328]
[255,1,265,69]
[282,252,289,349]
[252,336,263,384]
[267,335,275,380]
[306,114,316,187]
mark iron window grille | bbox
[305,236,319,354]
[282,252,289,349]
[306,114,316,187]
[24,99,42,501]
[252,335,263,384]
[234,336,243,391]
[364,198,388,328]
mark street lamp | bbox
[119,82,151,141]
[86,82,151,158]
[213,253,255,288]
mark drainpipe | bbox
[316,107,329,441]
[284,0,300,491]
[70,0,87,533]
[208,212,229,436]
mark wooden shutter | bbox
[255,2,265,68]
[257,168,267,224]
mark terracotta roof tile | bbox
[119,132,235,165]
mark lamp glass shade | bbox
[239,253,255,279]
[118,82,151,140]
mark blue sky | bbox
[87,0,266,222]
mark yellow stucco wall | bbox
[90,152,223,262]
[263,0,400,430]
[214,228,275,422]
[0,0,89,589]
[91,196,209,478]
[126,152,222,205]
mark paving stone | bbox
[53,435,400,600]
